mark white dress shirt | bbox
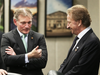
[72,27,91,50]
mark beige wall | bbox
[88,0,99,38]
[4,0,100,75]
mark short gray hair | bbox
[13,8,33,21]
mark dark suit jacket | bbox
[58,29,100,75]
[0,31,6,69]
[1,29,48,75]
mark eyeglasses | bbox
[18,21,32,25]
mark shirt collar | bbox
[77,27,91,39]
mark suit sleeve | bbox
[1,34,25,67]
[64,40,100,75]
[27,35,48,69]
[0,32,6,69]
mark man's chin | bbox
[23,31,29,34]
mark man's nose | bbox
[25,23,29,27]
[67,24,70,29]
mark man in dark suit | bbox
[58,5,100,75]
[1,8,47,75]
[0,31,4,69]
[0,31,8,75]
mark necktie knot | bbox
[22,34,26,38]
[74,36,79,42]
[71,36,79,50]
[73,36,79,45]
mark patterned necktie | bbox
[22,34,27,52]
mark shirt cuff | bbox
[25,54,29,63]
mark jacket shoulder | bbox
[2,30,13,37]
[30,30,44,37]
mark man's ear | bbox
[13,19,17,26]
[78,20,82,26]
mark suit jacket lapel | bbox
[13,29,26,53]
[76,28,93,48]
[69,29,93,62]
[27,31,33,52]
[61,29,93,72]
[27,30,36,52]
[65,37,78,61]
[13,29,37,53]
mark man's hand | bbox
[27,46,42,59]
[5,46,16,55]
[0,69,7,75]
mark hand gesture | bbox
[28,46,42,59]
[5,46,16,55]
